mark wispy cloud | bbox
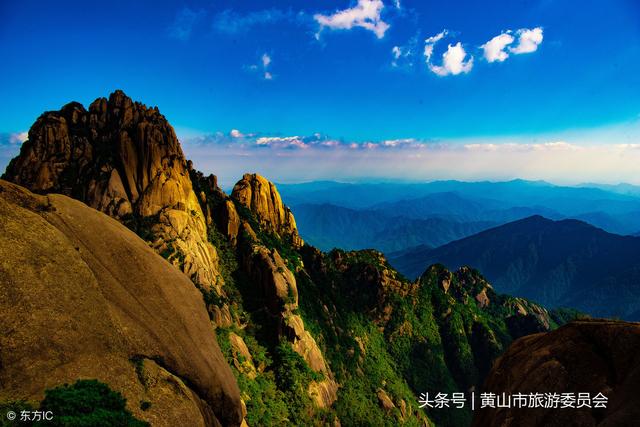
[391,35,418,68]
[247,53,274,80]
[314,0,390,39]
[424,30,473,76]
[178,123,640,188]
[181,130,430,151]
[212,8,308,34]
[0,132,28,173]
[168,7,206,41]
[8,131,28,144]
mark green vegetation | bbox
[121,213,159,242]
[130,356,148,389]
[39,379,148,426]
[158,173,565,426]
[549,307,589,325]
[0,400,34,427]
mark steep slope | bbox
[297,253,557,427]
[2,90,224,295]
[389,216,640,319]
[2,91,576,427]
[473,320,640,427]
[192,170,561,426]
[291,202,494,252]
[232,173,303,247]
[0,180,243,426]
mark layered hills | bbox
[291,202,494,252]
[280,181,640,252]
[389,216,640,320]
[2,90,636,427]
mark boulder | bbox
[473,319,640,427]
[0,180,243,426]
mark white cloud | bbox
[509,27,544,54]
[423,30,448,61]
[481,27,543,63]
[9,131,28,144]
[256,136,309,149]
[247,52,274,80]
[314,0,390,39]
[424,31,473,76]
[463,141,581,152]
[391,45,407,67]
[230,129,244,138]
[482,32,515,62]
[180,134,640,188]
[262,53,271,67]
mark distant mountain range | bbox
[281,181,640,255]
[291,202,495,252]
[388,215,640,320]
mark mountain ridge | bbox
[4,90,634,427]
[389,215,640,320]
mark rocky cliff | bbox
[0,180,243,426]
[193,171,339,411]
[473,320,640,427]
[2,91,583,427]
[232,173,303,247]
[2,90,224,294]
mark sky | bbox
[1,0,640,187]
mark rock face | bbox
[241,241,339,408]
[232,173,303,246]
[2,90,223,293]
[0,180,243,426]
[233,174,337,409]
[473,320,640,427]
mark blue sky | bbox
[1,0,640,186]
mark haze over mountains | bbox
[281,180,640,253]
[389,216,640,320]
[280,180,640,321]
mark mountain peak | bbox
[3,91,225,295]
[232,173,303,246]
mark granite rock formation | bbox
[234,178,339,409]
[232,173,303,247]
[0,180,243,427]
[2,90,223,294]
[473,319,640,427]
